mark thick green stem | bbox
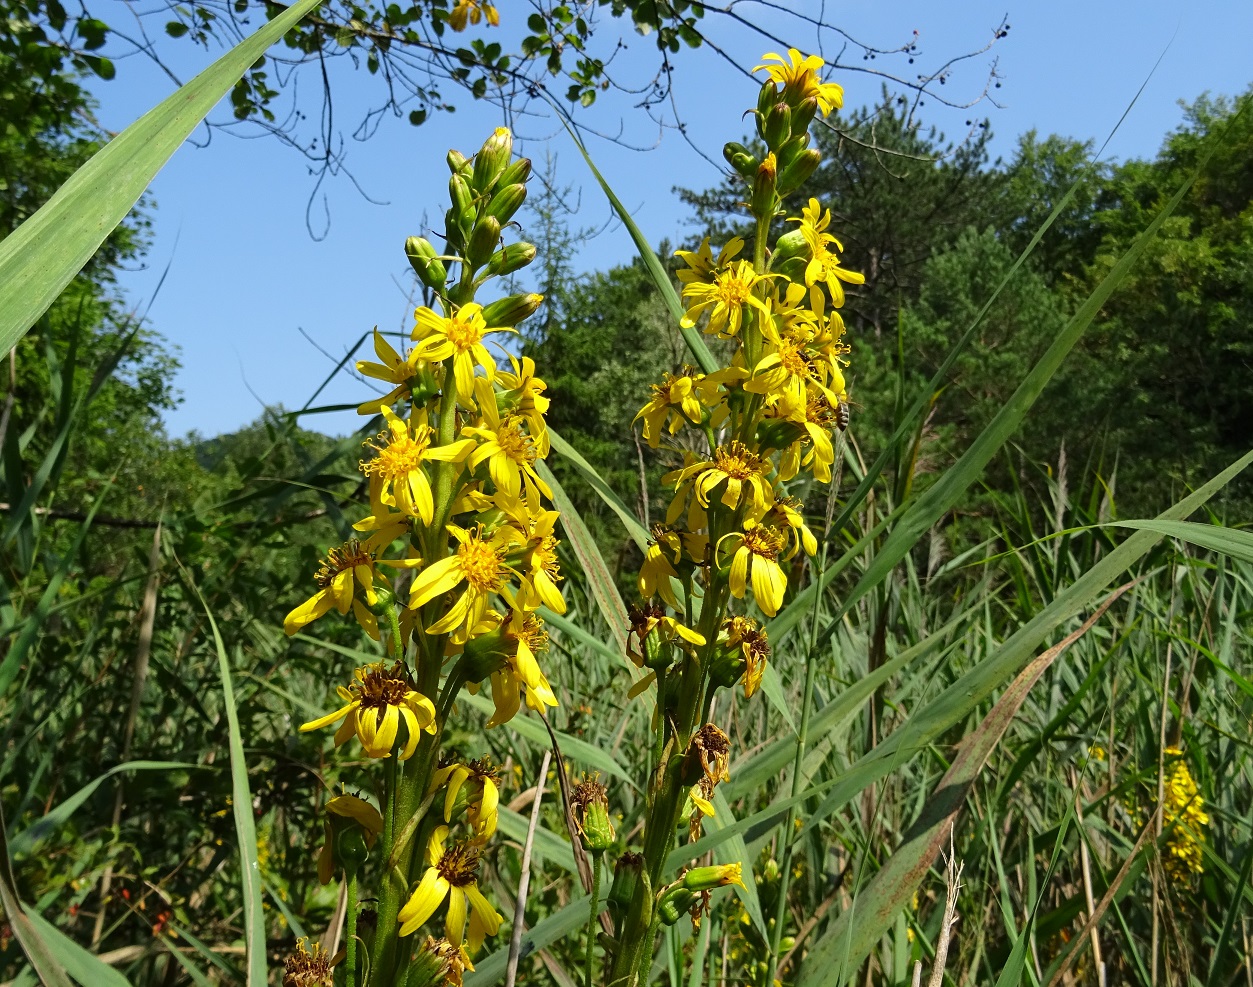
[763,535,830,986]
[585,855,601,987]
[345,870,359,987]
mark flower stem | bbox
[585,855,601,987]
[764,534,831,986]
[345,870,359,987]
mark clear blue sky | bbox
[87,1,1253,440]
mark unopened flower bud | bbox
[772,228,810,264]
[472,127,513,193]
[497,156,533,188]
[461,622,510,681]
[757,79,777,119]
[791,96,819,135]
[485,183,527,224]
[762,102,792,150]
[407,937,470,987]
[366,584,398,616]
[750,153,778,218]
[728,150,758,181]
[658,886,697,925]
[683,863,745,891]
[481,292,543,328]
[405,236,448,291]
[487,241,537,277]
[334,826,369,875]
[446,148,471,175]
[777,148,822,195]
[466,215,502,268]
[448,173,474,223]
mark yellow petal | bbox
[397,868,450,936]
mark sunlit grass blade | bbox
[22,912,130,987]
[1113,519,1253,562]
[184,565,267,986]
[0,0,325,356]
[548,429,649,549]
[0,797,73,986]
[465,892,600,987]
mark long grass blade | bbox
[0,0,325,355]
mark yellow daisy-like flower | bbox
[473,607,559,726]
[675,236,745,285]
[806,242,865,310]
[463,388,551,504]
[720,521,789,617]
[284,540,384,640]
[448,0,498,31]
[679,260,774,338]
[744,332,833,407]
[759,497,819,558]
[772,390,837,483]
[356,328,428,416]
[299,662,438,759]
[665,440,775,516]
[409,524,523,639]
[500,498,567,615]
[635,368,709,447]
[361,406,475,525]
[316,794,384,884]
[412,302,510,405]
[430,757,502,840]
[398,826,503,952]
[494,356,551,453]
[754,49,845,117]
[638,524,683,608]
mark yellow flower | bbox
[754,49,844,116]
[283,938,332,987]
[665,440,774,516]
[771,391,837,483]
[503,497,567,614]
[412,302,510,405]
[430,757,501,840]
[409,524,524,640]
[411,937,474,986]
[675,236,745,285]
[361,406,475,525]
[635,368,709,447]
[744,333,833,407]
[478,608,559,726]
[720,521,789,617]
[1162,746,1209,883]
[627,602,706,670]
[284,540,384,640]
[464,388,551,504]
[806,242,865,310]
[759,497,818,557]
[316,794,384,884]
[679,260,774,338]
[493,356,551,452]
[722,615,771,699]
[299,662,438,759]
[448,0,498,31]
[638,525,683,608]
[398,826,503,952]
[356,328,428,415]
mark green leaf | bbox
[186,569,267,986]
[0,0,325,357]
[165,21,189,38]
[0,798,73,986]
[23,912,130,987]
[465,892,600,986]
[708,787,766,935]
[1112,519,1253,563]
[10,760,201,856]
[548,428,648,549]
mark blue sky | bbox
[87,1,1253,440]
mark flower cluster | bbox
[1162,746,1209,884]
[285,128,562,974]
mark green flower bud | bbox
[471,127,513,193]
[791,96,819,136]
[777,148,822,196]
[729,150,758,181]
[366,584,398,617]
[466,215,502,268]
[775,132,811,172]
[757,79,777,119]
[461,623,510,682]
[772,228,810,264]
[446,148,471,175]
[449,173,474,223]
[763,102,792,151]
[497,156,533,188]
[334,825,369,876]
[723,141,753,166]
[405,236,447,291]
[658,886,696,925]
[485,183,527,224]
[750,153,778,218]
[682,863,745,892]
[481,292,543,328]
[487,241,537,277]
